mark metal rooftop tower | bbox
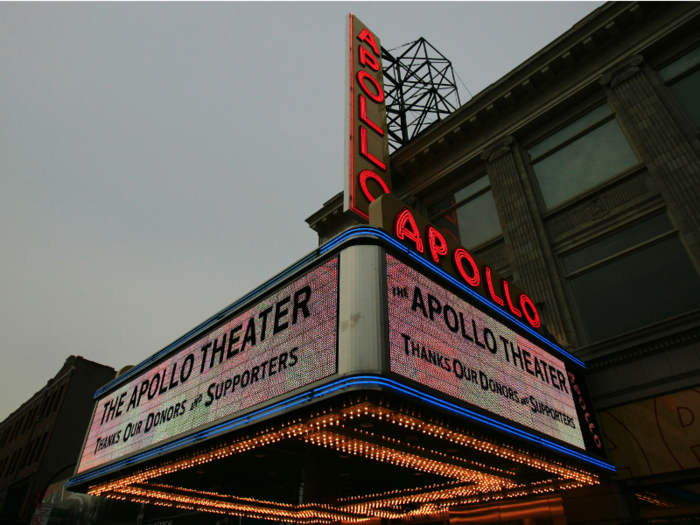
[382,38,461,151]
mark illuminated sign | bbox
[77,258,339,474]
[370,193,543,333]
[387,254,585,450]
[345,14,392,222]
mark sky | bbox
[0,1,604,422]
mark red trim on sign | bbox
[348,14,357,218]
[360,126,386,170]
[453,248,480,288]
[359,170,389,203]
[359,94,384,136]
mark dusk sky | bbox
[0,2,603,422]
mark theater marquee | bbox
[70,235,611,523]
[387,255,585,450]
[77,258,339,474]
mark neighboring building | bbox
[0,356,115,523]
[307,2,700,522]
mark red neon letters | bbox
[393,208,542,330]
[357,28,379,55]
[360,95,384,136]
[427,226,448,264]
[359,170,390,203]
[502,280,523,318]
[395,209,424,254]
[359,45,380,71]
[519,294,541,328]
[454,248,480,288]
[347,16,390,222]
[568,372,603,449]
[357,71,384,103]
[360,127,386,170]
[485,267,505,307]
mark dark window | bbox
[22,408,34,433]
[563,214,700,343]
[37,395,49,421]
[10,419,20,442]
[659,46,700,128]
[0,478,31,520]
[50,385,64,414]
[14,445,26,476]
[529,103,639,209]
[33,432,48,464]
[4,426,11,446]
[18,440,34,472]
[46,391,56,417]
[427,175,502,248]
[7,450,18,477]
[26,439,39,466]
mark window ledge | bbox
[574,308,700,369]
[540,162,647,219]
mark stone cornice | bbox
[575,309,700,370]
[480,136,515,163]
[599,55,645,87]
[305,192,345,233]
[390,2,699,176]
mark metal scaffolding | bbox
[382,38,461,151]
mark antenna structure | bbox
[382,38,461,151]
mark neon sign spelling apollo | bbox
[77,258,339,474]
[343,17,543,334]
[345,14,392,222]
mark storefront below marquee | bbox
[67,231,614,524]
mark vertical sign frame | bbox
[345,14,392,222]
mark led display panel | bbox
[77,258,339,474]
[387,254,585,450]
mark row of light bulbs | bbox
[88,398,600,523]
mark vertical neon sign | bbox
[345,14,392,222]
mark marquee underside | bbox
[77,390,601,523]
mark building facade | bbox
[0,356,115,523]
[307,2,700,522]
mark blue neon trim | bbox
[68,374,614,489]
[320,227,585,368]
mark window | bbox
[7,450,18,477]
[11,419,22,442]
[37,395,49,421]
[529,103,639,209]
[427,175,502,248]
[659,46,700,128]
[32,432,48,464]
[50,385,65,415]
[26,439,39,466]
[563,213,700,343]
[22,408,34,433]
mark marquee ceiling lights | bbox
[85,397,600,523]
